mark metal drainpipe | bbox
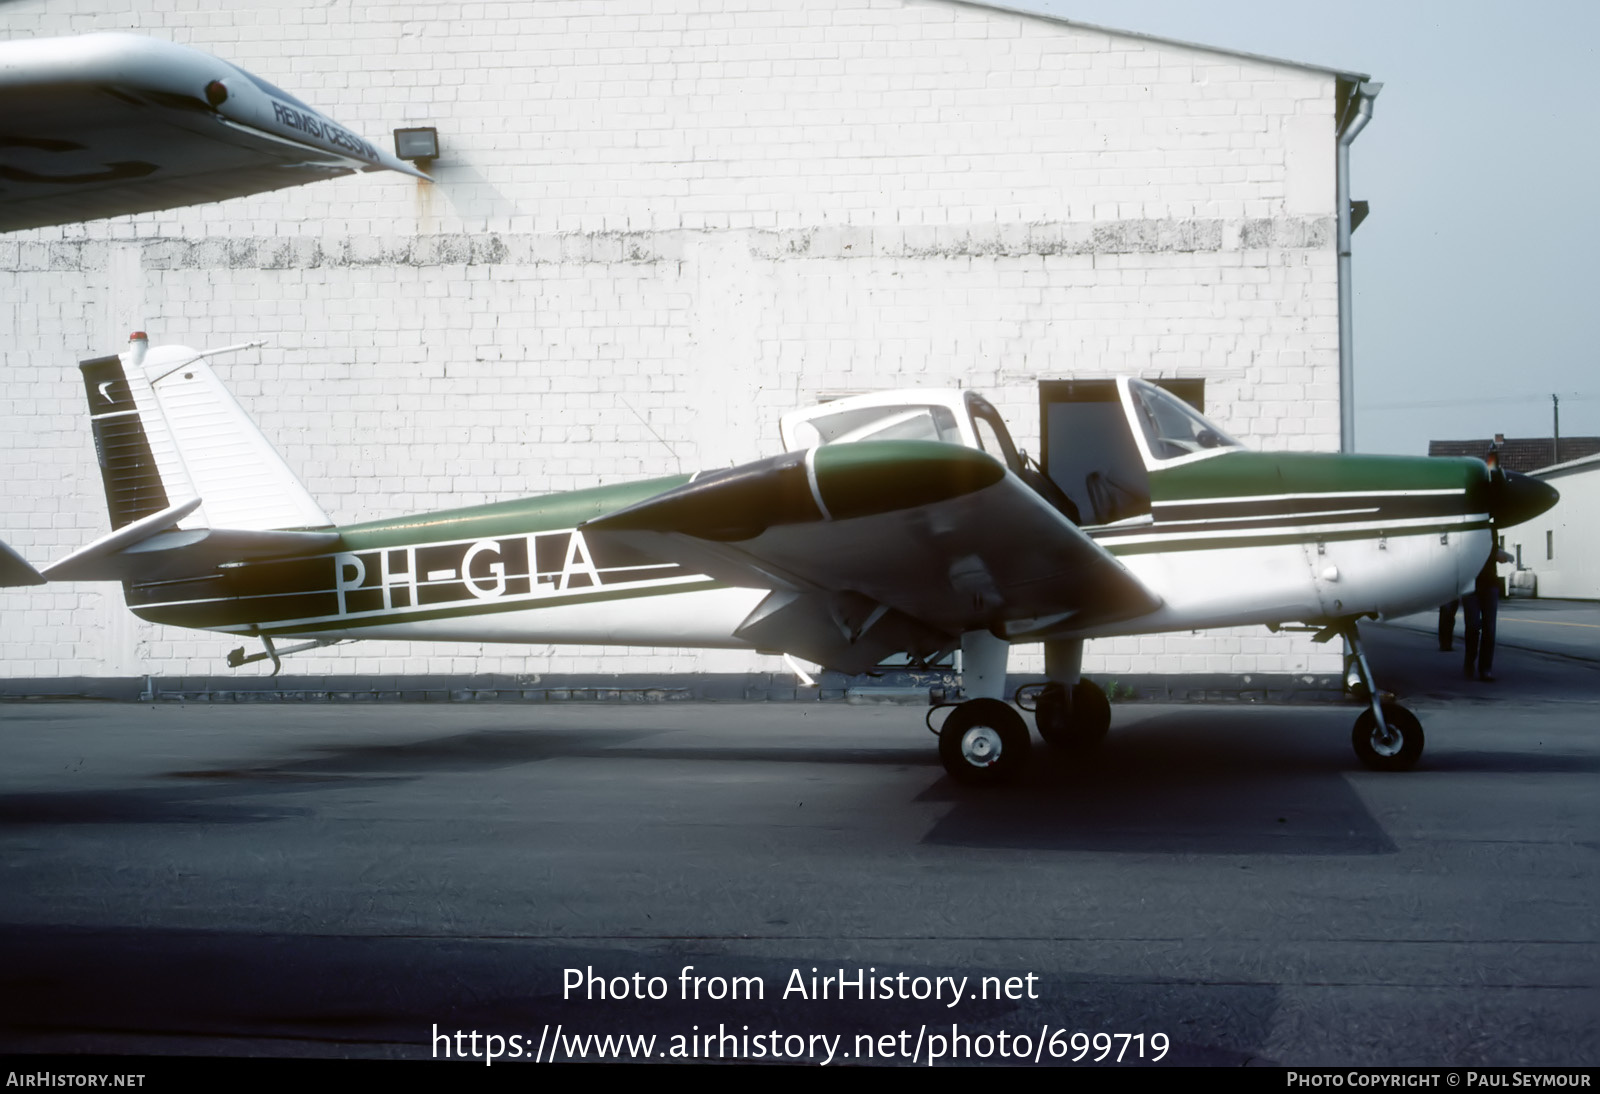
[1337,80,1381,453]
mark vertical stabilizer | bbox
[79,334,331,532]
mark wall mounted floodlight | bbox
[393,127,439,163]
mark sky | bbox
[1013,0,1600,455]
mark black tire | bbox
[1351,702,1424,771]
[1071,680,1112,748]
[1034,680,1111,753]
[939,698,1031,785]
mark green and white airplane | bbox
[1,332,1558,784]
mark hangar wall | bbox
[1,0,1350,686]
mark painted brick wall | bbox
[1,0,1345,682]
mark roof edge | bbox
[1533,452,1600,478]
[935,0,1372,82]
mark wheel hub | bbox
[960,726,1003,767]
[1369,726,1404,757]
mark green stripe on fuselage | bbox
[333,474,694,550]
[125,474,697,632]
[1151,452,1488,504]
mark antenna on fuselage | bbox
[617,394,681,474]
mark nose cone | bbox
[1490,470,1559,528]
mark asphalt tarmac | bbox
[1,613,1596,1067]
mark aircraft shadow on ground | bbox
[0,714,1392,854]
[0,786,314,827]
[0,729,659,826]
[9,702,1584,841]
[921,709,1399,857]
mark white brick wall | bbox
[1,0,1345,681]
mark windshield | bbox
[1126,380,1242,461]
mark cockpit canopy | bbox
[779,379,1242,528]
[780,390,1023,474]
[785,402,966,448]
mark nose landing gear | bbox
[1339,620,1425,771]
[1351,701,1424,770]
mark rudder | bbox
[80,339,174,529]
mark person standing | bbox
[1463,447,1512,681]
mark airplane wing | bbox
[0,33,426,232]
[583,441,1162,673]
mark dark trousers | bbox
[1463,584,1499,677]
[1438,600,1459,650]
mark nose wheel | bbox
[937,698,1031,785]
[1352,701,1424,771]
[1340,620,1425,771]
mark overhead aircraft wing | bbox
[0,33,426,232]
[583,442,1162,672]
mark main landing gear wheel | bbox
[938,698,1031,785]
[1351,701,1424,772]
[1034,680,1111,753]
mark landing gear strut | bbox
[1340,620,1424,771]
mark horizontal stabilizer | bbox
[1,540,46,587]
[42,497,337,582]
[41,498,201,581]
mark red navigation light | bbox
[204,80,228,107]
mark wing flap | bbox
[732,589,951,675]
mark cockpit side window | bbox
[1127,380,1242,461]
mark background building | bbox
[1500,455,1600,601]
[1,0,1374,693]
[1429,434,1599,602]
[1430,435,1600,475]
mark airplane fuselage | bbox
[124,449,1498,653]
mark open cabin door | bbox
[1039,378,1208,526]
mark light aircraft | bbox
[0,333,1559,784]
[0,32,423,232]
